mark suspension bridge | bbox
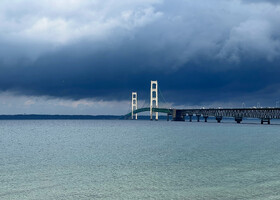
[124,81,280,124]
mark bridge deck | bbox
[125,107,280,120]
[124,107,171,118]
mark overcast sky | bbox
[0,0,280,115]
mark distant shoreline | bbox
[0,115,169,120]
[1,115,279,124]
[0,115,165,120]
[0,115,123,120]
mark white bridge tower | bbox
[131,92,138,120]
[150,81,159,120]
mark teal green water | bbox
[1,120,280,199]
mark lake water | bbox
[1,120,280,200]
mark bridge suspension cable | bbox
[140,99,148,109]
[158,86,168,105]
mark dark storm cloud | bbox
[1,42,280,106]
[0,0,280,107]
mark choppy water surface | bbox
[1,120,280,200]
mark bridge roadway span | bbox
[125,107,280,124]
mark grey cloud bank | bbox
[0,0,280,114]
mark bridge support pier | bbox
[235,117,243,124]
[196,115,201,122]
[216,116,223,123]
[189,115,193,122]
[261,118,270,124]
[172,109,186,121]
[203,116,208,122]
